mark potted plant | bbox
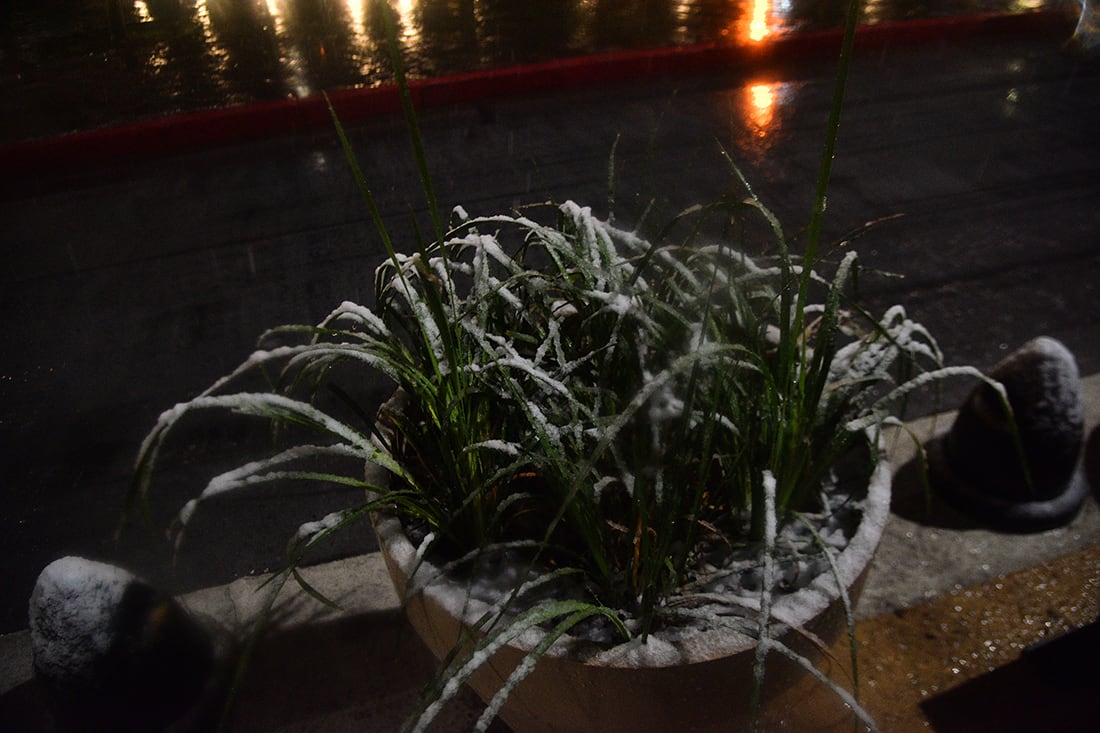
[127,4,1005,731]
[357,197,911,733]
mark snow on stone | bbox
[29,557,137,681]
[1005,336,1083,427]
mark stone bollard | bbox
[29,556,225,732]
[932,336,1089,531]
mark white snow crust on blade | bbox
[845,365,994,434]
[523,400,562,444]
[465,440,521,456]
[178,499,198,527]
[182,344,326,406]
[198,443,364,503]
[384,254,448,366]
[292,509,353,548]
[583,290,644,318]
[320,300,391,337]
[414,532,436,565]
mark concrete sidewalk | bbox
[1,13,1098,643]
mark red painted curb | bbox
[0,9,1070,183]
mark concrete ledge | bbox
[179,552,399,634]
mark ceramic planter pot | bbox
[368,446,891,733]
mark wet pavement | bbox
[1,7,1099,643]
[0,0,1073,143]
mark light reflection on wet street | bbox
[0,0,1063,141]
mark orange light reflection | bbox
[748,0,770,43]
[747,82,775,133]
[736,80,790,160]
